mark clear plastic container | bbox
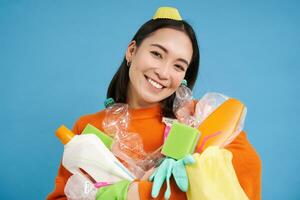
[103,98,163,179]
[173,83,195,126]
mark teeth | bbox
[147,78,163,89]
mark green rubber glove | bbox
[95,180,131,200]
[149,155,195,199]
[149,158,175,199]
[172,154,195,192]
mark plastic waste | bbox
[103,98,163,179]
[194,94,247,151]
[173,91,247,149]
[193,93,228,128]
[65,173,97,200]
[56,125,135,183]
[173,83,195,126]
[102,98,129,137]
[186,147,249,200]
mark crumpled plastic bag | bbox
[186,146,249,200]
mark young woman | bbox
[47,7,261,200]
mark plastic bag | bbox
[186,147,249,200]
[173,91,247,148]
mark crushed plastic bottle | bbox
[103,98,162,179]
[173,81,195,126]
[102,98,129,137]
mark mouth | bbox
[145,75,166,90]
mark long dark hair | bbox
[107,19,200,118]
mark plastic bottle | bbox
[173,81,195,126]
[103,98,162,179]
[56,125,135,184]
[102,98,129,137]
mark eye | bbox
[150,51,163,59]
[174,64,185,72]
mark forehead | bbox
[141,28,193,62]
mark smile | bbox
[146,77,164,89]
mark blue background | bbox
[1,0,299,199]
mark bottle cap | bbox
[55,125,75,145]
[181,79,187,86]
[104,98,115,108]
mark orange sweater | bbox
[47,105,261,200]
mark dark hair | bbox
[107,19,200,118]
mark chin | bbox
[141,92,169,104]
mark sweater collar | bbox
[128,104,162,119]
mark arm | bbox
[226,131,262,200]
[137,131,261,200]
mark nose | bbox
[154,65,170,80]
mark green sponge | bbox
[82,124,113,150]
[161,122,200,160]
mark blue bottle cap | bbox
[104,98,115,108]
[181,79,187,86]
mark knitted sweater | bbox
[47,104,261,200]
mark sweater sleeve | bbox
[46,120,82,200]
[138,131,262,200]
[226,131,262,200]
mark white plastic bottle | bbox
[56,125,135,183]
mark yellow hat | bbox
[152,7,182,21]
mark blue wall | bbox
[1,1,299,199]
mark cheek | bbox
[170,73,185,89]
[128,65,140,86]
[133,51,154,70]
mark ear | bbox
[126,40,137,63]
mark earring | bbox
[127,61,131,67]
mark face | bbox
[126,28,193,108]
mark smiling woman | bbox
[126,28,193,109]
[47,6,261,200]
[107,14,200,118]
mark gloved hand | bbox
[149,158,175,199]
[95,180,131,200]
[172,154,195,192]
[149,155,195,200]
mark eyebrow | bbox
[150,43,190,66]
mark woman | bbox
[47,7,261,200]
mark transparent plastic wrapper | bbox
[222,105,247,146]
[173,83,195,126]
[103,99,163,179]
[173,91,247,147]
[112,137,163,179]
[194,93,247,147]
[65,173,97,200]
[193,93,228,128]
